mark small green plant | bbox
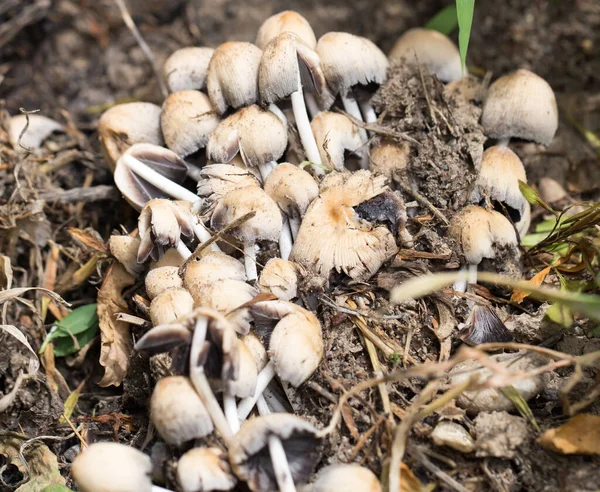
[425,5,458,35]
[456,0,475,74]
[39,303,99,356]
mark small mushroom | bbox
[160,90,220,158]
[163,46,214,93]
[150,375,213,445]
[9,113,64,151]
[182,250,247,297]
[256,11,317,49]
[369,139,410,181]
[211,185,283,280]
[98,102,164,171]
[313,464,382,492]
[229,413,321,492]
[177,447,236,492]
[145,266,183,300]
[224,339,259,432]
[258,258,298,301]
[310,111,363,171]
[430,421,475,453]
[197,163,260,212]
[149,287,195,326]
[389,28,462,82]
[108,234,144,276]
[481,69,558,146]
[458,304,513,346]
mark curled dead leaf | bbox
[537,414,600,455]
[510,266,551,304]
[97,263,135,387]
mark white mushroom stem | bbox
[152,486,172,492]
[279,217,293,261]
[267,432,296,492]
[288,217,301,241]
[304,93,320,119]
[189,317,233,445]
[453,263,479,294]
[243,243,258,282]
[237,360,275,420]
[223,390,240,433]
[176,241,193,259]
[191,217,220,251]
[358,99,378,124]
[268,104,287,126]
[340,91,369,169]
[257,161,278,182]
[496,138,510,147]
[468,263,478,285]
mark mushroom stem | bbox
[358,99,378,124]
[279,217,293,260]
[268,433,297,492]
[191,218,220,251]
[468,263,478,285]
[453,265,468,293]
[288,217,301,240]
[340,92,369,169]
[243,243,258,281]
[237,360,275,420]
[496,137,510,147]
[152,486,172,492]
[304,93,320,119]
[257,161,277,181]
[176,241,193,259]
[189,317,233,445]
[223,390,240,433]
[268,104,288,125]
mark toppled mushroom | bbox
[369,139,410,181]
[229,413,321,492]
[160,90,220,158]
[481,69,558,146]
[458,304,513,345]
[163,46,215,93]
[310,111,363,171]
[108,234,144,276]
[256,10,317,49]
[197,164,260,212]
[389,28,462,83]
[9,113,64,151]
[258,258,298,301]
[290,171,399,284]
[149,287,195,326]
[98,102,164,171]
[145,266,183,300]
[177,447,236,492]
[313,464,382,492]
[150,375,213,445]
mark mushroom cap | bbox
[263,163,319,219]
[449,205,518,265]
[228,340,259,397]
[389,28,462,83]
[313,464,382,492]
[311,111,363,171]
[149,247,185,269]
[182,250,247,298]
[258,258,298,301]
[114,143,189,211]
[538,177,567,204]
[160,90,220,157]
[98,102,164,171]
[9,114,64,151]
[229,413,321,491]
[108,235,144,276]
[481,69,558,145]
[211,185,283,244]
[149,287,195,326]
[72,442,153,492]
[256,10,317,49]
[134,322,192,354]
[241,332,268,371]
[163,46,215,93]
[177,447,236,492]
[145,265,182,300]
[150,376,214,445]
[317,32,388,95]
[197,164,260,210]
[430,421,475,453]
[259,32,333,110]
[369,139,410,180]
[207,42,263,115]
[290,171,398,282]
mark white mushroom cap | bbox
[160,90,220,157]
[313,464,382,492]
[481,69,558,145]
[72,442,153,492]
[149,247,185,270]
[177,447,236,492]
[469,146,530,236]
[182,250,247,298]
[258,258,298,301]
[163,46,215,93]
[256,10,317,49]
[9,114,64,151]
[197,164,260,210]
[311,111,363,171]
[229,413,321,491]
[290,171,398,282]
[369,139,410,180]
[145,265,183,300]
[228,340,259,398]
[211,185,283,245]
[149,287,195,326]
[108,235,144,276]
[389,28,462,83]
[150,376,213,445]
[98,102,164,171]
[241,333,268,371]
[263,163,319,219]
[207,42,263,115]
[317,32,388,95]
[449,205,518,265]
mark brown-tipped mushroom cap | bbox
[9,114,64,150]
[449,205,518,265]
[389,28,462,83]
[108,235,144,276]
[177,447,236,492]
[149,287,195,326]
[311,111,363,171]
[317,32,388,96]
[98,102,164,171]
[197,164,260,210]
[160,90,220,157]
[258,258,298,301]
[256,10,317,49]
[72,442,153,492]
[290,171,398,282]
[206,42,263,115]
[481,69,558,145]
[313,464,382,492]
[182,250,247,297]
[145,265,183,300]
[163,46,214,93]
[369,139,410,180]
[150,376,213,445]
[263,163,319,220]
[229,414,321,491]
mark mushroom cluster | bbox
[78,10,559,492]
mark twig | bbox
[39,185,119,204]
[339,109,421,146]
[0,0,50,49]
[17,107,40,153]
[408,445,470,492]
[397,181,449,225]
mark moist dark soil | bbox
[1,1,599,491]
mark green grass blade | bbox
[425,5,458,35]
[456,0,475,74]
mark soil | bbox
[1,1,600,491]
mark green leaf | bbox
[52,321,98,357]
[456,0,475,74]
[54,304,98,336]
[40,304,99,357]
[42,486,73,492]
[425,5,458,35]
[519,180,557,215]
[500,386,540,432]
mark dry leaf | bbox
[511,266,551,303]
[97,263,135,387]
[0,325,39,374]
[0,255,13,290]
[537,414,600,455]
[67,227,108,254]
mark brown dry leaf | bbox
[0,255,13,289]
[67,227,108,254]
[511,266,551,304]
[537,414,600,455]
[399,463,426,492]
[97,263,135,387]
